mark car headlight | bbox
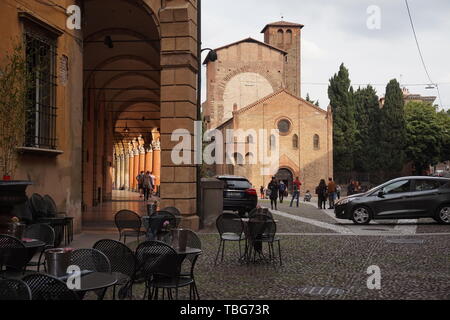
[336,198,354,206]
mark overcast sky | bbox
[201,0,450,111]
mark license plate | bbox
[226,192,243,198]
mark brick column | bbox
[145,148,153,173]
[128,151,134,191]
[139,147,146,174]
[133,149,140,191]
[159,0,199,230]
[124,153,129,190]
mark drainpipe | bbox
[196,0,203,229]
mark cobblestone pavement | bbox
[123,234,449,300]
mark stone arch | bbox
[277,29,284,44]
[216,65,281,102]
[286,29,293,44]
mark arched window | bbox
[313,134,320,150]
[286,29,293,44]
[270,134,276,150]
[277,29,284,44]
[246,152,255,164]
[233,153,244,166]
[247,135,254,144]
[293,134,299,149]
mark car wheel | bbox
[351,206,372,225]
[435,205,450,224]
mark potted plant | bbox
[0,40,32,230]
[0,40,29,181]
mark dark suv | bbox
[217,176,258,216]
[335,176,450,225]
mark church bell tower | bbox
[262,21,304,97]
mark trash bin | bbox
[45,248,73,277]
[171,229,188,251]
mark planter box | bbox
[0,181,32,232]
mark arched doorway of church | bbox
[275,168,294,193]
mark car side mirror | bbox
[378,190,385,198]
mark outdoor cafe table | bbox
[22,238,46,264]
[58,271,117,300]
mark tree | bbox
[379,79,406,177]
[354,85,381,175]
[436,110,450,162]
[305,93,320,107]
[0,41,30,178]
[404,101,443,175]
[328,63,356,178]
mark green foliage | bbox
[328,63,356,174]
[379,79,407,176]
[0,40,30,177]
[405,101,443,174]
[354,85,381,173]
[305,93,320,107]
[436,110,450,162]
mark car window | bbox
[414,180,442,192]
[224,180,252,189]
[383,180,411,195]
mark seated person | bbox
[304,190,312,202]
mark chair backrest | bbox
[216,213,244,237]
[161,207,181,217]
[30,193,48,219]
[22,274,79,300]
[114,210,142,232]
[249,208,273,219]
[70,248,111,273]
[154,211,178,228]
[43,195,58,217]
[93,239,136,278]
[248,214,277,242]
[135,241,179,280]
[0,235,27,271]
[0,279,32,300]
[24,223,55,247]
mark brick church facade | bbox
[204,21,333,193]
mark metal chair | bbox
[93,240,136,300]
[70,248,111,273]
[146,211,179,241]
[114,210,146,243]
[0,235,28,276]
[22,274,79,300]
[214,213,245,265]
[248,214,282,266]
[24,223,55,272]
[70,248,112,300]
[180,230,201,300]
[0,279,32,300]
[43,195,74,245]
[135,241,193,300]
[249,207,273,219]
[30,194,65,247]
[162,207,181,217]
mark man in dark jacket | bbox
[268,177,279,210]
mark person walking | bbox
[143,171,154,201]
[290,182,300,207]
[136,171,145,198]
[316,179,328,210]
[290,177,302,207]
[336,184,342,200]
[279,181,287,204]
[260,186,265,200]
[268,177,279,211]
[347,180,355,196]
[327,178,337,209]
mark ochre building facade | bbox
[204,21,333,193]
[1,0,201,231]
